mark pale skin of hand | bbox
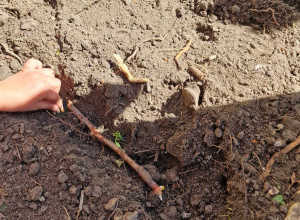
[0,58,62,112]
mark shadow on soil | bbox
[64,80,300,219]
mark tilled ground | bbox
[1,0,300,219]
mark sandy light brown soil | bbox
[1,0,300,219]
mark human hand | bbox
[0,58,62,112]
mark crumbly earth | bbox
[0,0,300,219]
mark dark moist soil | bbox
[1,0,300,219]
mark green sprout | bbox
[273,195,285,205]
[112,131,125,150]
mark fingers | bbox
[22,58,43,70]
[39,68,55,77]
[34,100,60,112]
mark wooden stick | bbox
[260,135,300,180]
[174,39,192,70]
[67,101,163,196]
[188,66,206,80]
[113,54,149,83]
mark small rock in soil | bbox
[123,211,139,220]
[285,202,300,219]
[170,71,188,85]
[29,202,38,210]
[69,186,77,195]
[84,186,92,196]
[214,128,223,138]
[22,145,36,163]
[281,129,297,142]
[57,171,68,183]
[20,123,25,133]
[182,85,201,109]
[12,133,21,140]
[113,208,123,220]
[39,205,48,214]
[92,186,102,198]
[182,211,192,219]
[274,139,285,147]
[29,162,40,176]
[30,186,43,201]
[205,205,213,214]
[267,186,279,195]
[236,131,245,140]
[20,18,39,31]
[162,206,177,218]
[190,194,201,207]
[104,197,119,211]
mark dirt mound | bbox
[195,0,299,30]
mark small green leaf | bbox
[115,141,122,149]
[280,201,286,205]
[115,159,124,168]
[0,204,7,212]
[277,185,281,190]
[273,195,284,203]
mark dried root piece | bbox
[113,54,149,83]
[174,39,192,70]
[188,65,206,80]
[67,101,163,197]
[260,135,300,181]
[0,42,23,64]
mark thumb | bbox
[34,100,60,112]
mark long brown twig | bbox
[67,101,163,196]
[260,135,300,181]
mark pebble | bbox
[84,186,92,196]
[39,205,48,214]
[22,145,36,163]
[281,129,297,142]
[12,133,21,140]
[92,186,102,198]
[104,197,119,211]
[30,186,43,201]
[145,81,151,93]
[267,186,279,195]
[214,128,223,138]
[20,123,25,134]
[69,186,77,195]
[57,172,68,183]
[274,139,285,147]
[182,211,192,219]
[182,85,201,109]
[123,211,139,220]
[204,205,213,214]
[20,18,39,31]
[113,208,123,220]
[231,5,240,13]
[190,194,201,207]
[29,162,41,176]
[163,206,177,218]
[208,55,217,61]
[236,131,245,140]
[29,202,38,210]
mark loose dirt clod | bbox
[113,54,149,83]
